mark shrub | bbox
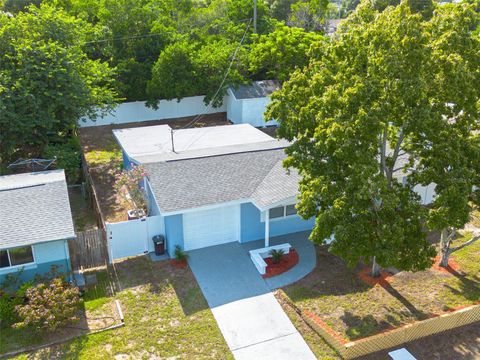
[114,165,147,213]
[14,278,82,332]
[0,295,21,327]
[42,137,81,184]
[174,245,187,261]
[269,249,285,264]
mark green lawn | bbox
[279,235,480,341]
[8,257,232,359]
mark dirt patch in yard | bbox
[281,239,480,341]
[78,113,231,223]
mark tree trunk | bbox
[371,256,381,278]
[439,247,451,268]
[439,229,451,268]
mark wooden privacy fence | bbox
[278,291,480,359]
[69,229,108,270]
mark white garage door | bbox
[183,204,240,251]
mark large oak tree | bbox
[266,1,480,275]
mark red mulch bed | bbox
[170,259,188,269]
[262,249,299,278]
[358,266,395,286]
[431,255,461,274]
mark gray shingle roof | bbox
[251,160,300,209]
[229,80,280,100]
[145,149,300,214]
[0,170,75,249]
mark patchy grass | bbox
[11,256,231,359]
[68,187,97,231]
[83,140,122,168]
[280,239,480,341]
[276,291,341,359]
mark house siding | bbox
[226,91,243,124]
[164,214,184,256]
[240,202,314,243]
[145,179,161,216]
[122,150,133,170]
[0,240,71,285]
[241,97,277,127]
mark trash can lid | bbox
[152,235,165,242]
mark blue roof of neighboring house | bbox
[0,170,75,249]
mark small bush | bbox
[0,295,22,327]
[269,249,285,264]
[14,278,82,332]
[42,137,81,184]
[174,245,187,261]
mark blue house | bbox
[113,124,314,256]
[0,170,75,285]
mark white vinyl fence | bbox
[106,215,164,263]
[79,96,227,127]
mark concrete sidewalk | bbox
[188,241,316,359]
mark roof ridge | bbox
[249,157,286,198]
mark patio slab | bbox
[241,231,316,290]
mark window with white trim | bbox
[0,246,35,268]
[263,204,298,221]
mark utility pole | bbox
[253,0,257,34]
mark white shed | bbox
[226,80,280,127]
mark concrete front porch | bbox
[241,230,316,290]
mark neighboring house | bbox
[226,80,280,127]
[0,170,75,285]
[113,124,314,257]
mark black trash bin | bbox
[152,235,165,256]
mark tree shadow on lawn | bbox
[283,246,370,301]
[110,256,209,316]
[442,272,480,307]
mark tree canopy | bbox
[266,1,480,272]
[0,4,117,163]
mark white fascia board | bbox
[252,195,298,212]
[159,198,251,217]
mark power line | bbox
[174,18,253,133]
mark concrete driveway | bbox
[188,241,316,360]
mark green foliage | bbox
[174,245,187,261]
[266,1,480,271]
[42,137,81,184]
[114,165,147,212]
[269,248,285,264]
[0,295,20,327]
[0,4,117,163]
[249,24,326,82]
[147,39,248,107]
[288,0,337,32]
[14,278,82,332]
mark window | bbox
[269,206,285,219]
[266,204,298,220]
[0,246,34,268]
[286,205,297,216]
[0,251,9,268]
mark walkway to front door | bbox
[187,236,316,360]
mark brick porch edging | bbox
[276,290,480,359]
